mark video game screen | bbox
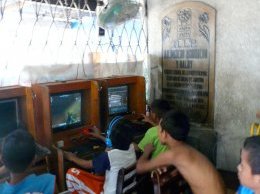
[50,91,82,133]
[0,99,19,138]
[108,85,129,115]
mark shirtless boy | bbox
[136,110,225,194]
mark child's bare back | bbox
[169,143,225,194]
[137,111,226,194]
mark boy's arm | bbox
[54,182,59,194]
[89,133,106,142]
[88,126,106,142]
[141,114,156,126]
[133,142,141,151]
[64,151,93,169]
[136,144,172,174]
[0,165,8,178]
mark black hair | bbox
[1,129,36,173]
[243,136,260,174]
[150,99,171,119]
[109,118,134,150]
[160,110,190,141]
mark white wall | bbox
[147,0,260,171]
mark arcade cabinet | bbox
[96,75,151,142]
[97,76,146,129]
[0,86,48,181]
[32,80,101,150]
[0,86,35,139]
[32,80,104,190]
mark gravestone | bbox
[162,1,216,125]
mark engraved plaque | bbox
[162,2,216,125]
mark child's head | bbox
[150,99,171,123]
[159,110,190,143]
[237,136,260,190]
[1,129,36,173]
[110,118,134,150]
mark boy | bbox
[65,118,136,194]
[138,99,171,158]
[0,137,51,180]
[0,129,56,194]
[0,139,8,178]
[136,110,225,194]
[237,136,260,194]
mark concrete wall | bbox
[147,0,260,171]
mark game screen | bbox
[0,99,19,138]
[108,85,129,115]
[50,91,82,133]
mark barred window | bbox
[0,0,148,86]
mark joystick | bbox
[81,128,90,136]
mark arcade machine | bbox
[32,80,104,189]
[97,75,152,142]
[0,86,35,138]
[32,80,101,149]
[0,86,48,181]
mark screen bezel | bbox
[0,98,20,138]
[108,85,129,116]
[50,90,84,133]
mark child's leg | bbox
[66,168,105,194]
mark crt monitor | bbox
[0,98,20,138]
[50,91,83,133]
[108,85,129,115]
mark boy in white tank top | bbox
[65,118,136,194]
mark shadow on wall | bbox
[187,125,218,165]
[149,54,162,100]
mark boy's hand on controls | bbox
[88,125,102,138]
[141,114,154,124]
[88,132,100,138]
[90,125,101,135]
[63,151,76,162]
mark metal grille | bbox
[0,0,148,86]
